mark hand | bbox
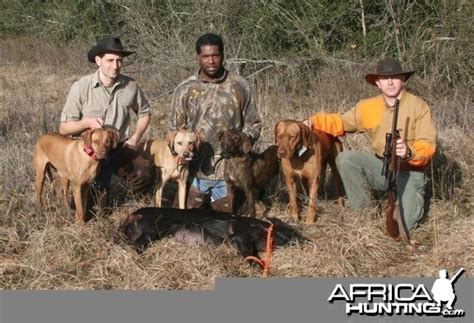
[395,139,411,159]
[124,136,139,150]
[83,117,103,129]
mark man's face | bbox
[96,52,123,82]
[197,45,224,81]
[375,74,405,99]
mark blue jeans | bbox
[191,178,227,202]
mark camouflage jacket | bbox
[170,68,261,180]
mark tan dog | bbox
[34,128,119,223]
[145,128,202,208]
[275,119,344,224]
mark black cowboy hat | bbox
[365,58,415,86]
[87,37,135,63]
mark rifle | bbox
[449,268,465,284]
[381,99,410,243]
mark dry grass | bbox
[0,37,471,290]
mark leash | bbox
[244,223,274,277]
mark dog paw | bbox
[305,213,317,224]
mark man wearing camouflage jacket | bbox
[170,33,261,210]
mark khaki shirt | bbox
[60,71,151,141]
[310,90,437,168]
[170,69,261,180]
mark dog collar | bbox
[297,145,308,157]
[83,145,98,160]
[168,142,178,156]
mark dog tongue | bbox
[185,157,193,161]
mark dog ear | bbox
[241,133,253,154]
[274,121,281,144]
[81,129,94,147]
[109,129,120,149]
[194,132,203,151]
[127,213,143,223]
[122,214,144,243]
[166,131,178,149]
[299,122,312,147]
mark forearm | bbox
[170,87,186,131]
[170,112,186,131]
[408,140,436,167]
[127,114,150,144]
[241,96,261,141]
[409,104,437,167]
[59,120,91,136]
[309,113,346,137]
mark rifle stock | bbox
[386,191,399,238]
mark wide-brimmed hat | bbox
[365,58,414,86]
[87,37,135,63]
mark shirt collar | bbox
[383,89,406,109]
[92,70,124,89]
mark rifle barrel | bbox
[449,268,465,284]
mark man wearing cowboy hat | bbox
[59,36,154,210]
[305,57,436,234]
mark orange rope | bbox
[245,223,274,277]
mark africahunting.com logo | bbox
[328,268,466,317]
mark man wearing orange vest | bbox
[305,58,436,232]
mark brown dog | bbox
[144,128,202,208]
[34,128,119,223]
[275,119,344,224]
[113,145,156,194]
[220,129,279,218]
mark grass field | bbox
[0,37,471,289]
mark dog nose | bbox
[183,152,190,158]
